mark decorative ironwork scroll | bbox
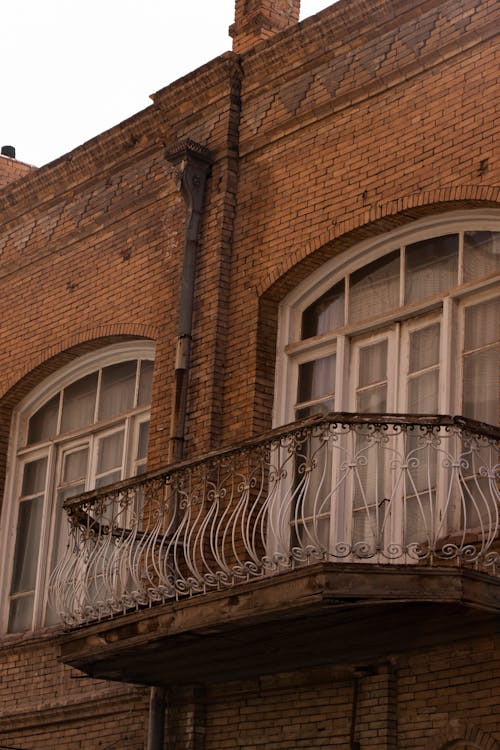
[50,414,500,627]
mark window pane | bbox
[463,298,499,426]
[95,470,122,489]
[298,355,336,404]
[349,251,399,323]
[358,340,387,387]
[138,360,154,407]
[464,298,500,350]
[61,372,98,434]
[57,484,86,505]
[98,361,136,420]
[296,398,335,420]
[62,447,89,483]
[8,595,34,633]
[97,431,124,474]
[408,369,439,413]
[405,234,458,303]
[409,324,440,373]
[463,231,500,282]
[302,281,345,338]
[21,457,47,496]
[137,421,149,461]
[357,384,387,413]
[10,496,44,593]
[463,348,498,425]
[27,394,59,444]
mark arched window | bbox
[275,212,499,427]
[0,341,155,634]
[273,211,499,555]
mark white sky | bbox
[2,1,334,168]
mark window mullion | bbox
[344,274,350,326]
[88,433,98,491]
[440,299,453,414]
[390,323,400,413]
[335,334,347,410]
[29,447,52,630]
[400,246,405,306]
[458,231,464,286]
[94,369,103,425]
[123,416,133,478]
[55,390,63,437]
[133,361,141,408]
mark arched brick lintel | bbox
[257,185,500,299]
[0,322,159,407]
[251,187,500,436]
[430,719,500,750]
[0,323,159,518]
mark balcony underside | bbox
[59,562,500,687]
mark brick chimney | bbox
[230,0,300,54]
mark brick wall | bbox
[0,636,149,748]
[200,637,500,749]
[0,155,34,190]
[0,0,498,747]
[221,0,499,441]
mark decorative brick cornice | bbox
[241,0,430,88]
[0,53,240,222]
[151,52,241,115]
[239,0,498,153]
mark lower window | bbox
[1,342,154,633]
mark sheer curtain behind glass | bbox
[463,298,500,425]
[5,349,154,633]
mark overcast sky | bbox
[2,0,334,168]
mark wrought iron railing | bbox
[50,414,500,626]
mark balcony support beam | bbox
[58,564,500,688]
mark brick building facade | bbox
[0,0,499,748]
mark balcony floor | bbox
[58,562,500,686]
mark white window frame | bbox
[272,210,500,557]
[0,341,155,635]
[274,209,500,427]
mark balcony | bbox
[52,413,500,628]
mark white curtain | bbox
[138,360,154,406]
[405,235,458,303]
[27,394,59,444]
[98,361,136,420]
[61,372,98,433]
[463,231,500,282]
[463,298,499,425]
[95,430,124,488]
[297,354,336,405]
[11,496,44,593]
[349,252,399,323]
[62,447,89,483]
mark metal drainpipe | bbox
[147,686,166,750]
[349,673,362,750]
[349,666,377,750]
[146,141,212,750]
[166,140,212,464]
